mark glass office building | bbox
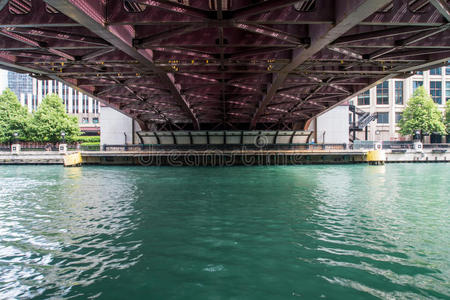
[6,71,101,135]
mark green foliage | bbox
[68,135,100,143]
[80,142,100,146]
[0,89,31,143]
[80,142,100,151]
[29,94,81,142]
[398,86,446,137]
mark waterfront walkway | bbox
[0,148,448,166]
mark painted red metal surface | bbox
[0,0,449,130]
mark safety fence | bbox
[0,142,77,152]
[352,141,449,150]
[100,143,348,152]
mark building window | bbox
[92,117,99,124]
[429,67,442,75]
[52,80,58,94]
[82,95,89,113]
[72,90,79,113]
[413,81,423,93]
[34,79,38,99]
[377,112,389,124]
[62,84,69,113]
[82,117,89,124]
[446,81,450,102]
[395,81,403,105]
[7,72,33,98]
[395,112,402,123]
[42,80,49,99]
[416,71,423,75]
[357,90,370,106]
[430,81,442,104]
[376,81,389,105]
[93,100,99,114]
[446,66,450,75]
[31,95,37,111]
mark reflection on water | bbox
[310,165,449,299]
[0,164,449,299]
[0,167,141,299]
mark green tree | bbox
[0,89,31,143]
[398,86,446,138]
[30,94,80,143]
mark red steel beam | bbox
[134,24,207,47]
[0,29,76,60]
[8,27,110,46]
[369,25,449,59]
[45,0,200,129]
[231,0,301,19]
[333,26,439,44]
[250,0,393,128]
[128,0,211,19]
[429,0,450,22]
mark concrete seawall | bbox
[0,152,64,164]
[82,150,367,166]
[386,150,448,163]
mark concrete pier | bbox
[0,152,64,165]
[81,150,367,166]
[0,149,448,166]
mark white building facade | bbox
[100,106,140,146]
[350,66,449,143]
[307,105,349,145]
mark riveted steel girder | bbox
[0,0,448,130]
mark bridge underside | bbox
[0,0,449,130]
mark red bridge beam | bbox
[250,0,393,129]
[44,0,200,130]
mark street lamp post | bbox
[13,132,18,144]
[11,132,20,153]
[414,130,421,141]
[59,131,67,154]
[413,130,423,152]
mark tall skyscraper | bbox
[7,72,32,101]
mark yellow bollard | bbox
[367,150,386,165]
[64,152,82,167]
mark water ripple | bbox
[0,166,142,299]
[0,164,449,299]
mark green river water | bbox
[0,164,449,299]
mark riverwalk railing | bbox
[0,143,76,152]
[2,142,448,153]
[352,141,449,150]
[101,143,348,152]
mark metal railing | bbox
[0,143,77,152]
[101,143,348,152]
[423,143,449,149]
[352,141,449,150]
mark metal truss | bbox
[0,0,448,130]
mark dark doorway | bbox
[430,133,442,143]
